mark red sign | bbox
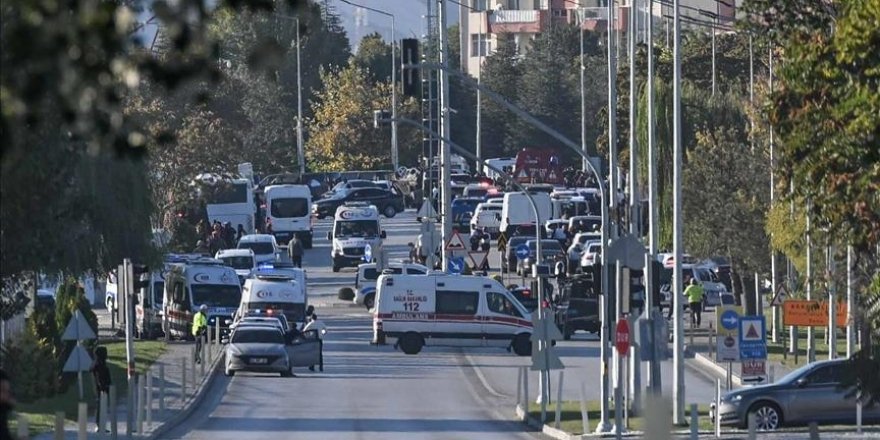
[615,319,630,356]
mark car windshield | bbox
[231,328,284,344]
[776,362,823,384]
[528,241,562,251]
[221,256,254,270]
[191,284,242,308]
[239,242,275,255]
[335,220,378,237]
[152,281,164,306]
[270,197,309,218]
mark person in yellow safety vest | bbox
[192,304,208,364]
[684,279,705,328]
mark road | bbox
[161,210,721,439]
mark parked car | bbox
[321,179,379,198]
[470,202,503,237]
[711,359,880,430]
[451,197,483,233]
[502,236,530,273]
[578,242,602,270]
[520,239,566,276]
[553,274,600,339]
[313,187,404,219]
[567,232,601,273]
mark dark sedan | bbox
[313,187,405,219]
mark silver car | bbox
[712,359,880,430]
[224,326,292,377]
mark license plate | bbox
[250,357,267,364]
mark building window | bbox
[472,0,488,11]
[471,33,490,57]
[506,0,520,10]
[552,9,568,17]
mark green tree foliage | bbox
[352,32,392,83]
[305,64,420,171]
[0,323,57,403]
[478,33,521,157]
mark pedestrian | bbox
[236,224,246,243]
[407,242,417,263]
[479,228,491,252]
[469,227,481,251]
[553,224,567,246]
[90,346,111,433]
[684,278,705,327]
[193,240,210,256]
[302,314,327,372]
[192,304,208,363]
[0,369,14,440]
[288,234,304,268]
[208,230,223,255]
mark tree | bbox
[351,32,392,83]
[305,64,420,171]
[478,33,521,157]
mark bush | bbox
[29,303,58,351]
[1,324,57,403]
[337,287,354,301]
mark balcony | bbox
[489,9,548,34]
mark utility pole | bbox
[391,15,398,171]
[827,244,837,359]
[672,0,686,425]
[628,0,639,236]
[437,0,453,269]
[646,0,661,397]
[597,0,617,434]
[711,17,716,96]
[476,8,483,172]
[580,18,587,172]
[295,18,305,175]
[769,46,779,343]
[846,245,855,358]
[806,204,815,362]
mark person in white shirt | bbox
[302,314,327,371]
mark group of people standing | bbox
[194,220,246,256]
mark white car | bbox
[215,249,257,282]
[579,242,602,269]
[469,202,502,236]
[237,234,280,264]
[567,234,599,271]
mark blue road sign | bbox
[363,244,372,262]
[448,256,465,274]
[720,309,739,331]
[739,315,767,360]
[515,244,530,260]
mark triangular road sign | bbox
[445,232,468,251]
[63,345,93,373]
[517,168,529,179]
[746,323,759,339]
[466,251,488,269]
[417,199,437,219]
[530,312,564,341]
[61,310,97,341]
[770,284,789,306]
[531,346,564,370]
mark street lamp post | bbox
[672,0,686,425]
[340,0,398,171]
[296,18,305,175]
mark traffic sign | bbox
[61,310,97,341]
[62,345,93,373]
[417,199,437,219]
[739,315,767,360]
[363,243,372,262]
[447,256,465,274]
[782,300,847,327]
[717,335,740,362]
[615,319,630,356]
[769,284,788,307]
[497,232,508,252]
[720,309,739,331]
[740,360,767,383]
[515,244,530,260]
[445,232,468,251]
[530,312,564,371]
[466,251,488,270]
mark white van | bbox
[328,203,386,272]
[163,257,242,339]
[353,262,428,309]
[238,273,308,328]
[500,192,552,236]
[372,274,533,355]
[264,184,313,248]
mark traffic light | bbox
[401,38,420,97]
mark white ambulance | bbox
[237,272,308,328]
[372,274,533,355]
[163,256,242,339]
[328,203,386,272]
[264,184,313,247]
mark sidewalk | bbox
[33,338,223,440]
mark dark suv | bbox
[553,273,600,340]
[313,187,405,219]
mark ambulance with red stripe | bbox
[372,274,533,356]
[163,256,242,340]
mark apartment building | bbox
[459,0,736,79]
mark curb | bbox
[692,352,743,387]
[146,349,224,440]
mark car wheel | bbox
[512,333,532,356]
[364,294,375,310]
[399,332,423,355]
[383,205,397,218]
[749,401,782,431]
